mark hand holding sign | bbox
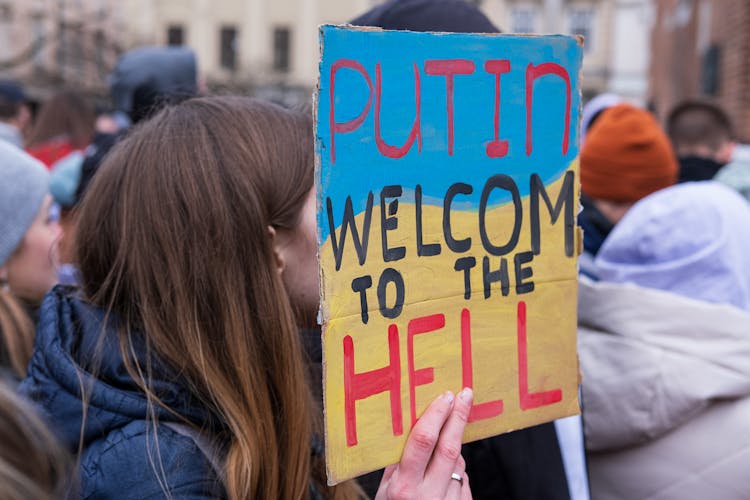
[376,389,474,500]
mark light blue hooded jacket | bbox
[595,181,750,312]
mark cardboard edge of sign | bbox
[313,24,585,485]
[320,23,585,47]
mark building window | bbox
[510,7,536,34]
[273,27,291,72]
[95,30,105,75]
[68,22,84,77]
[569,7,595,52]
[701,44,721,96]
[31,14,44,71]
[167,25,184,46]
[220,26,238,71]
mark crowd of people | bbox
[0,0,749,498]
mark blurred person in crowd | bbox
[109,45,199,126]
[351,2,584,500]
[44,47,201,287]
[76,46,199,181]
[716,151,750,202]
[0,382,70,499]
[0,141,58,381]
[20,97,474,499]
[578,103,678,279]
[666,100,735,182]
[578,181,750,499]
[667,100,750,200]
[0,80,31,148]
[25,91,96,168]
[48,115,123,286]
[713,127,750,203]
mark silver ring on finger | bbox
[451,472,463,486]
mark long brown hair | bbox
[0,288,34,379]
[0,382,70,499]
[75,97,358,499]
[26,91,95,149]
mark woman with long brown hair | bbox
[19,96,473,499]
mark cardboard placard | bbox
[315,25,583,483]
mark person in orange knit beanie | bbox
[578,103,678,279]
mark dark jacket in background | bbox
[677,155,725,183]
[578,194,613,259]
[577,194,614,280]
[19,287,224,499]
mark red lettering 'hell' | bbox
[342,302,562,448]
[407,314,444,427]
[517,301,563,409]
[343,326,403,447]
[461,308,504,422]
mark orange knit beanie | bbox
[581,103,678,203]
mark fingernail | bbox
[442,390,455,404]
[459,387,473,404]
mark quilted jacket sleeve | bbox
[79,421,225,499]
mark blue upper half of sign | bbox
[316,25,583,242]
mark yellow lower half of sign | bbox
[320,169,580,483]
[323,280,579,483]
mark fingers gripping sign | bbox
[376,388,474,499]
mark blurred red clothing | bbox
[26,137,81,169]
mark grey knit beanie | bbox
[0,140,49,266]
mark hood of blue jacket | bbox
[19,286,214,451]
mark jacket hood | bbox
[19,286,213,451]
[109,46,197,122]
[578,278,750,452]
[596,181,750,312]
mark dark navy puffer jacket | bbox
[19,286,225,499]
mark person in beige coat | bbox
[578,181,750,500]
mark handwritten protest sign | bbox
[315,25,583,483]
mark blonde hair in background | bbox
[0,288,34,378]
[0,382,70,499]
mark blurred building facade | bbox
[650,0,750,141]
[0,0,124,98]
[120,0,376,104]
[0,0,376,103]
[481,0,654,104]
[0,0,660,112]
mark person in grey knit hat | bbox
[0,140,58,305]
